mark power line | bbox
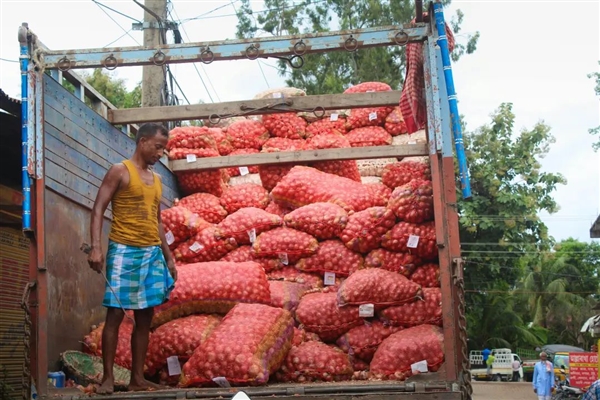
[0,58,18,63]
[92,0,142,23]
[170,4,217,103]
[104,30,135,47]
[93,0,141,45]
[178,0,328,24]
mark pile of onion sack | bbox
[81,83,446,387]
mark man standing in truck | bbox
[88,122,177,394]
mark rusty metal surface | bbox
[38,25,427,70]
[43,189,111,372]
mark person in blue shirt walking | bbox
[532,352,555,400]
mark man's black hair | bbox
[135,123,169,144]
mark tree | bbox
[83,69,142,109]
[553,238,600,296]
[588,61,600,151]
[235,0,480,94]
[460,103,567,291]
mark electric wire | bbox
[92,0,142,23]
[93,0,141,45]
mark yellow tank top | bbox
[108,160,162,247]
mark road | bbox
[472,381,537,400]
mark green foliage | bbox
[235,0,479,94]
[588,61,600,151]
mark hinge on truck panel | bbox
[413,382,426,393]
[21,281,36,400]
[451,257,473,400]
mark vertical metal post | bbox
[432,2,472,199]
[18,23,32,232]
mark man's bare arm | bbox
[156,177,177,281]
[88,165,125,272]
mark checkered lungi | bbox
[103,240,175,310]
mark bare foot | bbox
[96,377,114,395]
[128,379,165,392]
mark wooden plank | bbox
[109,91,402,125]
[170,143,428,172]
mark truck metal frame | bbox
[17,1,472,399]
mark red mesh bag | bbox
[174,226,237,263]
[204,127,234,155]
[384,107,408,136]
[283,203,349,240]
[215,207,283,245]
[82,318,136,369]
[379,287,442,327]
[271,166,380,212]
[161,206,212,250]
[304,134,361,182]
[145,315,222,376]
[306,117,348,137]
[153,261,272,327]
[262,113,308,139]
[252,227,319,261]
[180,303,294,386]
[170,148,227,197]
[381,221,438,260]
[337,268,422,307]
[276,341,353,383]
[220,184,269,214]
[381,161,432,189]
[364,249,422,276]
[225,119,269,150]
[265,201,291,217]
[336,321,402,362]
[388,179,434,223]
[262,137,306,151]
[338,207,396,254]
[167,127,218,151]
[269,280,310,312]
[344,82,392,93]
[410,263,441,288]
[295,240,364,277]
[268,267,324,289]
[364,183,392,205]
[292,327,321,347]
[175,193,228,224]
[346,127,392,147]
[370,325,445,380]
[258,139,306,191]
[295,292,362,342]
[220,246,284,273]
[226,149,260,177]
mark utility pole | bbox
[141,0,167,108]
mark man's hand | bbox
[88,246,104,273]
[167,258,177,282]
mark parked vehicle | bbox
[469,348,523,381]
[552,369,585,399]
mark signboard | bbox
[569,352,598,388]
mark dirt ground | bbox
[472,381,537,400]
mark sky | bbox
[0,0,599,244]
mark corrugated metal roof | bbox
[0,88,21,117]
[591,215,600,239]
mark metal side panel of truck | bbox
[18,6,472,400]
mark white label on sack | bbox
[408,140,417,145]
[272,92,283,98]
[366,90,375,93]
[330,113,339,121]
[407,235,420,248]
[369,112,378,121]
[239,166,250,176]
[186,154,197,163]
[165,230,175,245]
[248,228,257,243]
[279,253,289,265]
[166,356,181,376]
[324,272,336,286]
[212,377,231,388]
[359,303,375,318]
[190,241,204,253]
[411,360,429,374]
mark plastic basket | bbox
[60,350,130,390]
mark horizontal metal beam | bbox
[169,143,428,172]
[39,25,427,70]
[109,91,402,124]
